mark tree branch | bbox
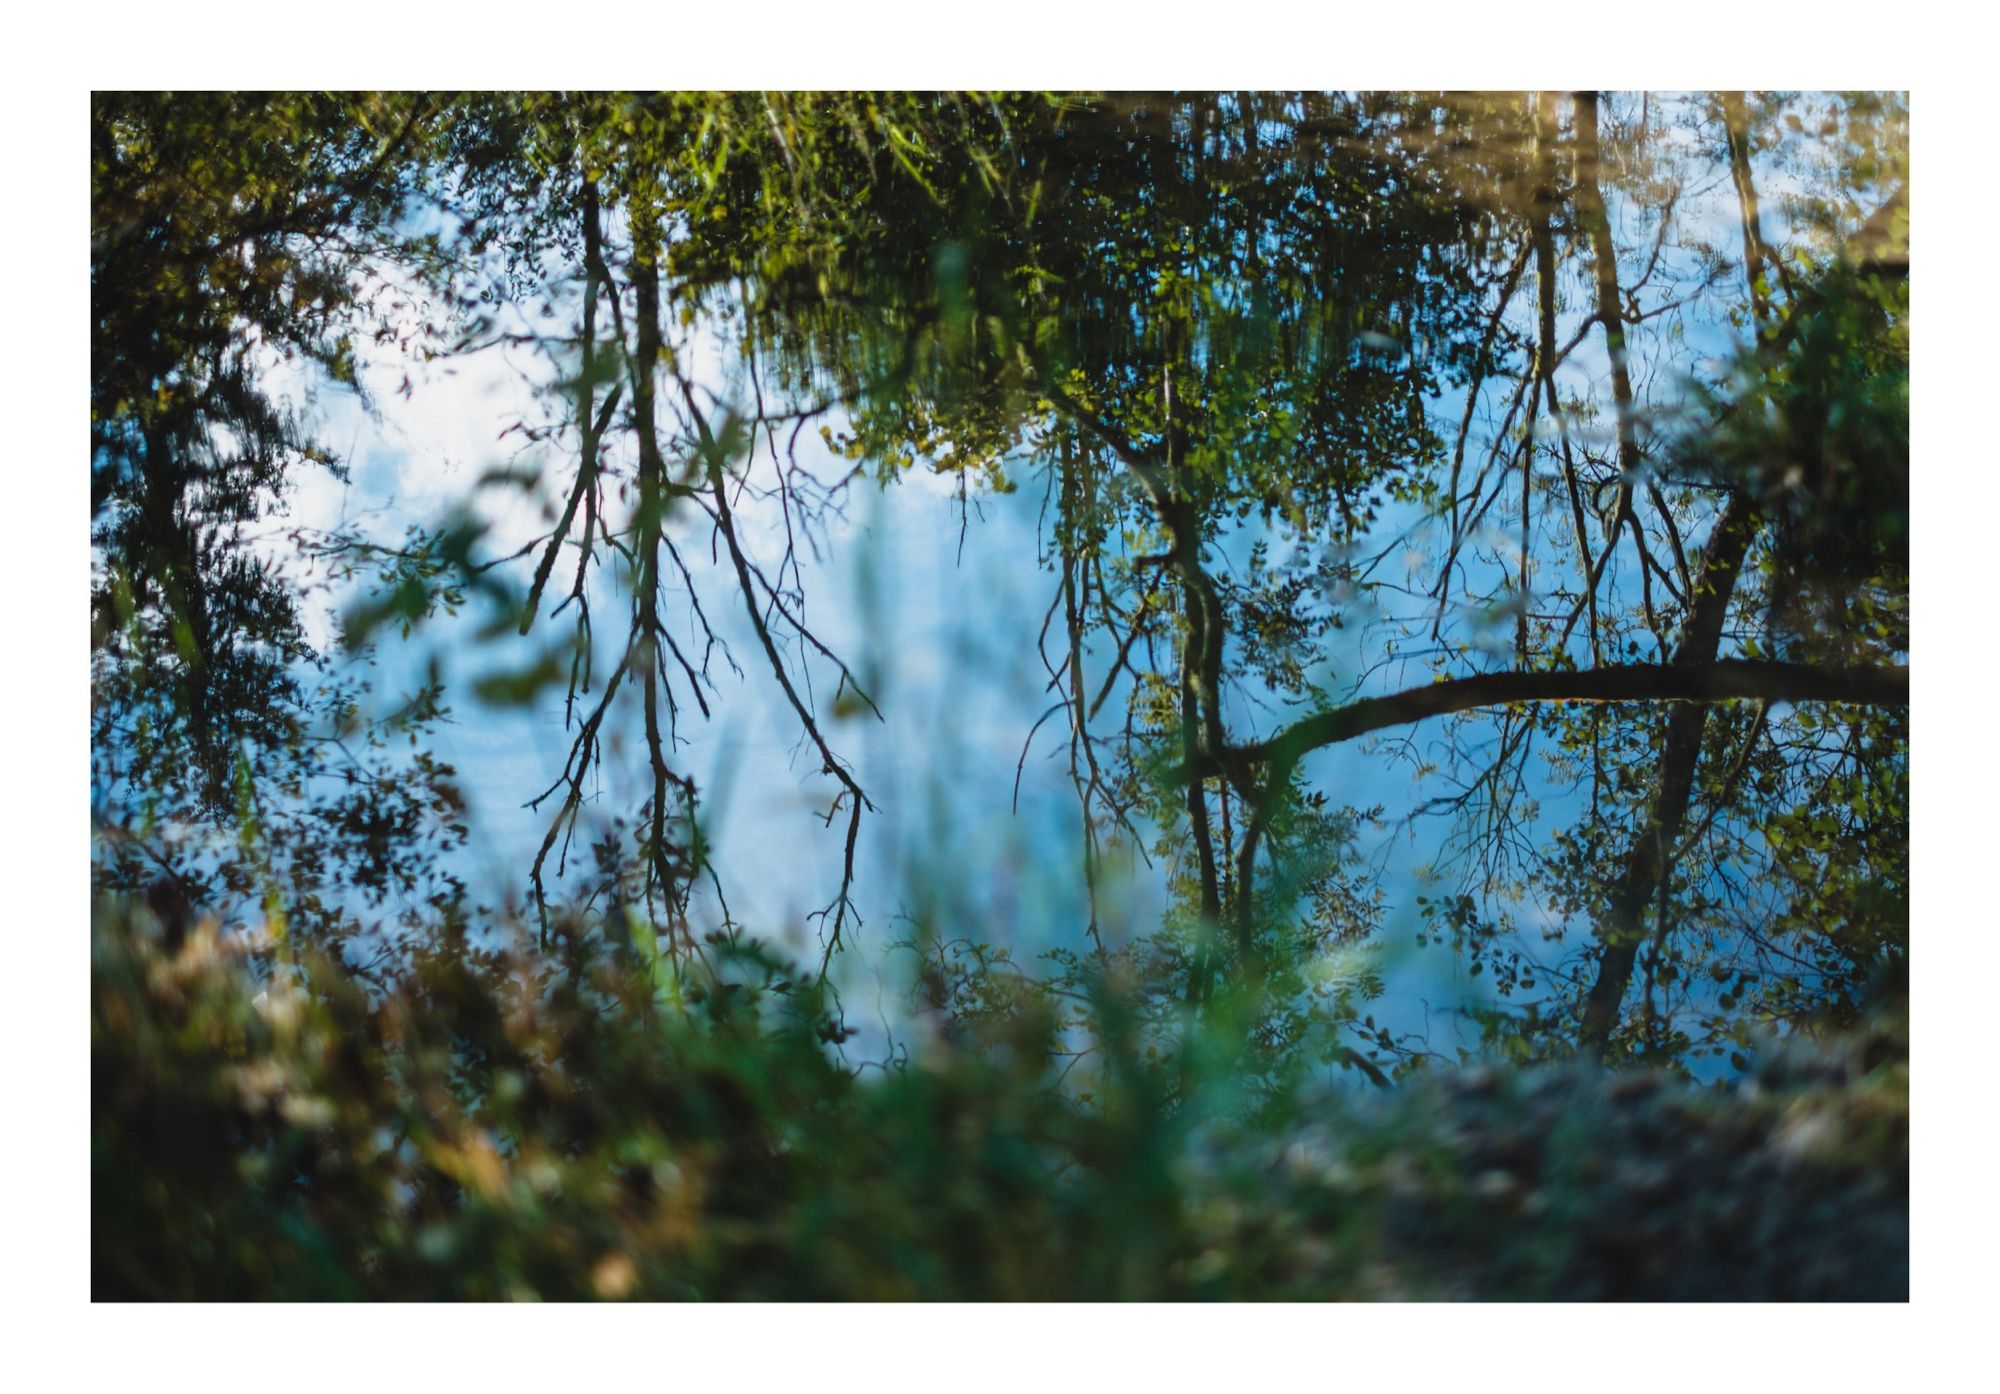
[1225,659,1907,776]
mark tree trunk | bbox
[1576,492,1758,1054]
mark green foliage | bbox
[92,94,440,806]
[93,899,1905,1300]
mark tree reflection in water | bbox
[90,92,1909,1300]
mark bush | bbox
[92,902,1906,1301]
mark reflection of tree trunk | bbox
[1577,491,1757,1054]
[1721,93,1775,331]
[1572,93,1641,489]
[1533,93,1602,664]
[628,208,685,935]
[1577,92,1782,1057]
[1572,86,1696,1053]
[1217,642,1903,1029]
[1042,364,1231,985]
[1569,92,1659,643]
[1165,352,1226,989]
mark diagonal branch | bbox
[1218,658,1907,779]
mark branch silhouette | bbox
[1215,659,1907,779]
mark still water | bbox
[104,92,1908,1074]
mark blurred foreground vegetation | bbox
[94,899,1905,1300]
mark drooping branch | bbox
[521,178,617,637]
[1438,238,1530,615]
[1042,383,1231,770]
[627,202,701,939]
[1040,377,1234,980]
[679,377,875,974]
